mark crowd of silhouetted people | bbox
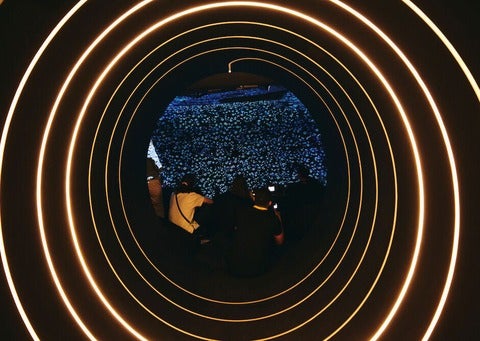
[147,159,324,277]
[151,87,327,198]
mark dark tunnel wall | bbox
[1,0,479,340]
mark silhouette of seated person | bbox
[168,174,214,237]
[146,157,165,218]
[226,187,284,277]
[212,174,254,240]
[283,165,324,241]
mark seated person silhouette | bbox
[213,174,254,239]
[169,174,213,235]
[284,164,323,241]
[146,157,164,218]
[226,187,284,277]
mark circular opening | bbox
[149,73,327,197]
[142,73,334,297]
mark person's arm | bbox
[203,196,214,204]
[273,209,285,245]
[274,230,284,245]
[273,208,282,224]
[273,212,284,245]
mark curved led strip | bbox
[106,35,364,305]
[136,2,420,338]
[0,1,88,340]
[92,45,366,324]
[402,1,480,103]
[119,49,373,308]
[56,1,419,338]
[0,0,466,339]
[326,1,460,339]
[109,9,401,338]
[37,1,156,340]
[79,4,396,334]
[400,2,473,337]
[215,51,394,341]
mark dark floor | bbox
[136,207,339,304]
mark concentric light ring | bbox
[0,0,470,339]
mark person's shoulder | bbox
[180,191,204,199]
[194,192,206,199]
